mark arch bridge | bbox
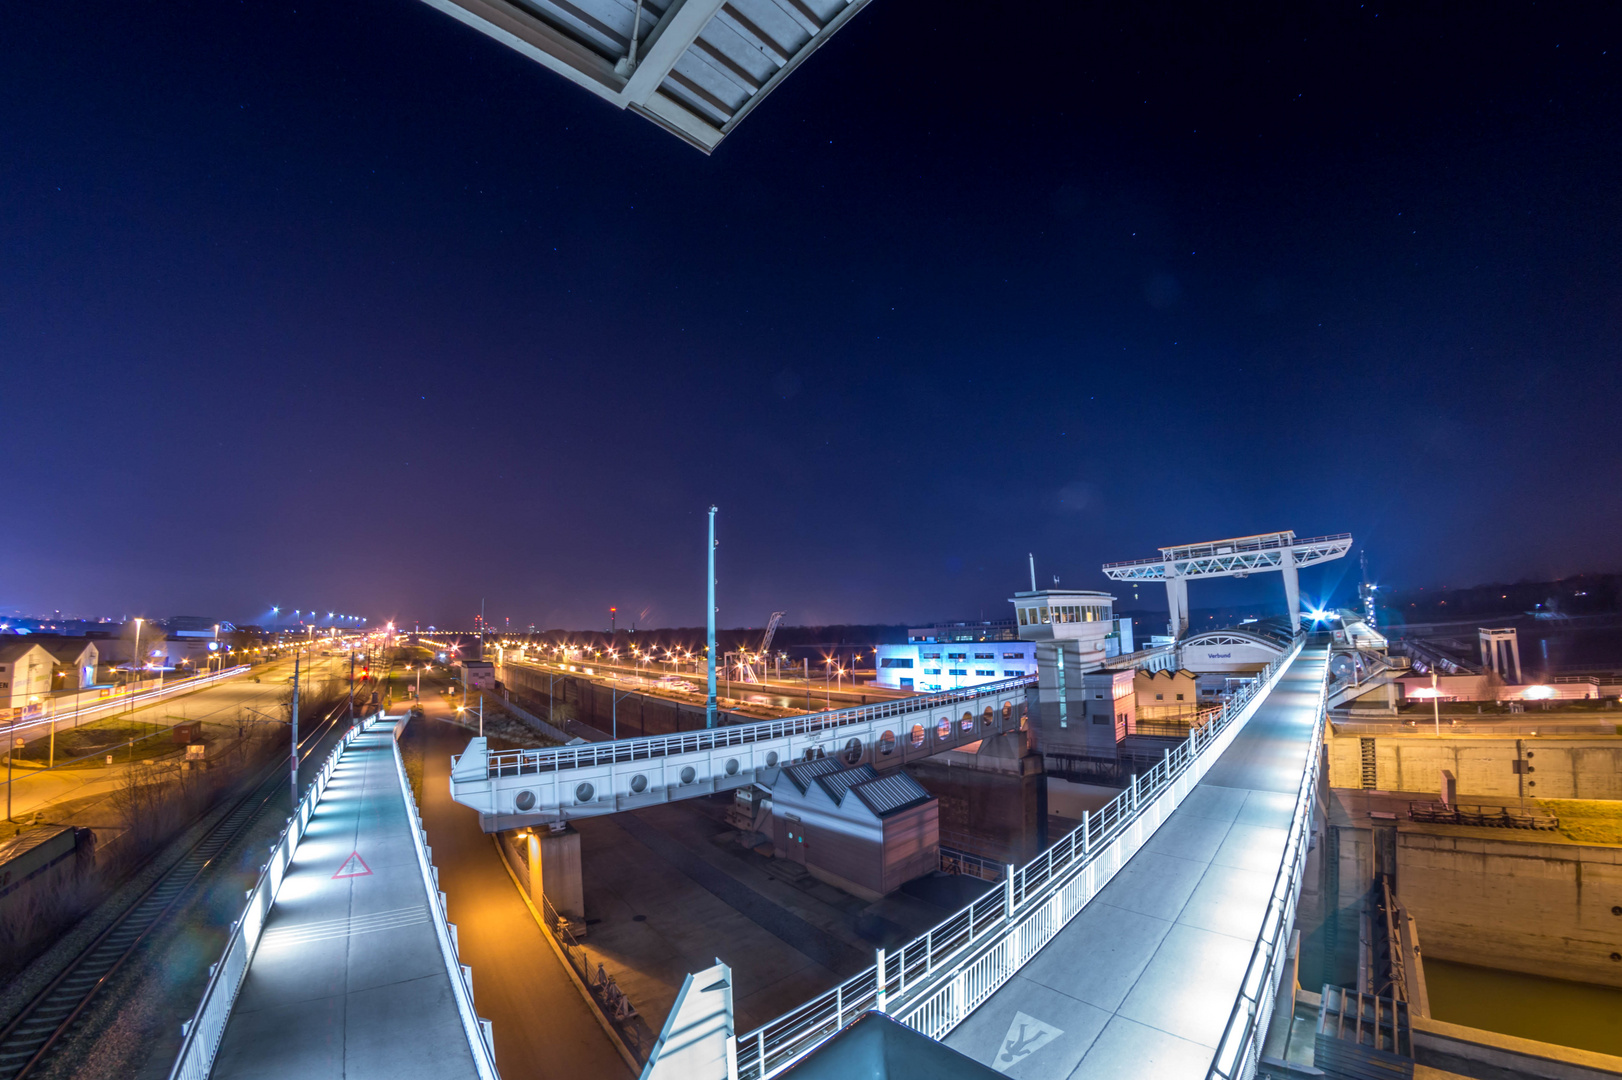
[448,677,1034,830]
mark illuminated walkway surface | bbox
[211,723,480,1080]
[945,648,1328,1079]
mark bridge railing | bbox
[1208,653,1331,1080]
[168,718,362,1080]
[472,675,1037,777]
[390,719,502,1079]
[730,638,1309,1080]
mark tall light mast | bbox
[706,506,719,728]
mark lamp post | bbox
[289,648,301,812]
[129,617,144,715]
[705,505,718,728]
[1431,669,1441,736]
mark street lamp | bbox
[130,617,144,715]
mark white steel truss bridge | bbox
[1103,530,1352,638]
[449,676,1035,829]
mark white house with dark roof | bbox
[0,641,54,717]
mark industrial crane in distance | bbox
[741,611,786,683]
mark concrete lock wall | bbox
[1395,832,1622,987]
[1326,730,1622,799]
[497,662,723,738]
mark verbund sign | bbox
[1204,652,1232,659]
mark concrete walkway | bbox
[944,648,1328,1080]
[212,721,481,1080]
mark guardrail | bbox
[469,675,1037,778]
[729,638,1309,1080]
[1207,651,1331,1080]
[389,720,502,1079]
[168,716,362,1080]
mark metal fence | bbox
[729,639,1312,1080]
[474,675,1037,778]
[167,716,362,1080]
[1207,652,1330,1080]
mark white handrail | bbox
[1207,652,1331,1079]
[730,638,1309,1080]
[390,721,502,1079]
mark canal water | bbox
[1423,958,1622,1057]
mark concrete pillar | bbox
[1509,637,1522,684]
[1165,576,1189,637]
[529,824,584,921]
[1281,554,1301,631]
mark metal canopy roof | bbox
[417,0,874,152]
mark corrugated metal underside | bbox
[422,0,872,151]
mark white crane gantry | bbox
[1102,530,1352,638]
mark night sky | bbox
[2,1,1618,630]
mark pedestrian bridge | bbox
[448,677,1034,830]
[664,641,1329,1080]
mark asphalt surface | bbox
[5,654,351,822]
[415,707,633,1080]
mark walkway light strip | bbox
[731,639,1308,1080]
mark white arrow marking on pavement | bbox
[994,1011,1062,1074]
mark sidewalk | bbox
[210,721,482,1080]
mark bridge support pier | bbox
[1281,556,1301,631]
[523,824,584,922]
[1165,576,1190,638]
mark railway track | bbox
[0,689,357,1080]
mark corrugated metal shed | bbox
[814,763,877,805]
[781,755,842,794]
[416,0,875,151]
[851,772,933,818]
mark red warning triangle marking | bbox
[332,851,372,879]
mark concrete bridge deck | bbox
[210,721,483,1080]
[942,648,1328,1079]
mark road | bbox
[413,696,633,1080]
[3,652,352,822]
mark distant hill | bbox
[1380,573,1622,624]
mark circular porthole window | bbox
[575,782,595,803]
[515,790,536,811]
[844,738,862,764]
[878,730,896,755]
[681,766,697,785]
[961,711,974,732]
[1002,702,1013,722]
[725,758,740,776]
[765,751,779,767]
[630,774,648,794]
[911,724,925,748]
